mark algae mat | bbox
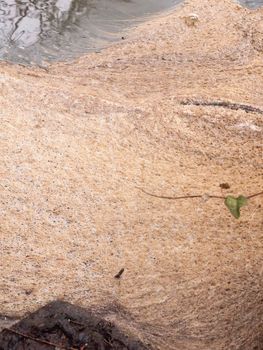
[0,0,263,349]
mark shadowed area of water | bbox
[0,0,262,65]
[0,0,179,65]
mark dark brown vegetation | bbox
[0,301,148,350]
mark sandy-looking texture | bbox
[0,0,263,349]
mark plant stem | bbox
[136,187,224,200]
[3,328,76,349]
[137,187,263,201]
[247,191,263,199]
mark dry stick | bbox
[3,328,77,350]
[137,187,263,201]
[115,268,125,279]
[68,319,85,327]
[181,100,263,114]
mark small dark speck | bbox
[114,268,125,279]
[220,183,230,189]
[25,289,33,295]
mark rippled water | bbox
[0,0,178,65]
[0,0,262,65]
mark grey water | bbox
[240,0,263,8]
[0,0,262,65]
[0,0,178,65]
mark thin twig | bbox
[115,268,125,279]
[3,328,77,350]
[181,99,263,115]
[104,338,113,346]
[68,319,86,327]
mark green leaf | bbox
[224,195,248,219]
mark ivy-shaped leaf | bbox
[224,195,248,219]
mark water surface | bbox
[0,0,178,65]
[239,0,263,8]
